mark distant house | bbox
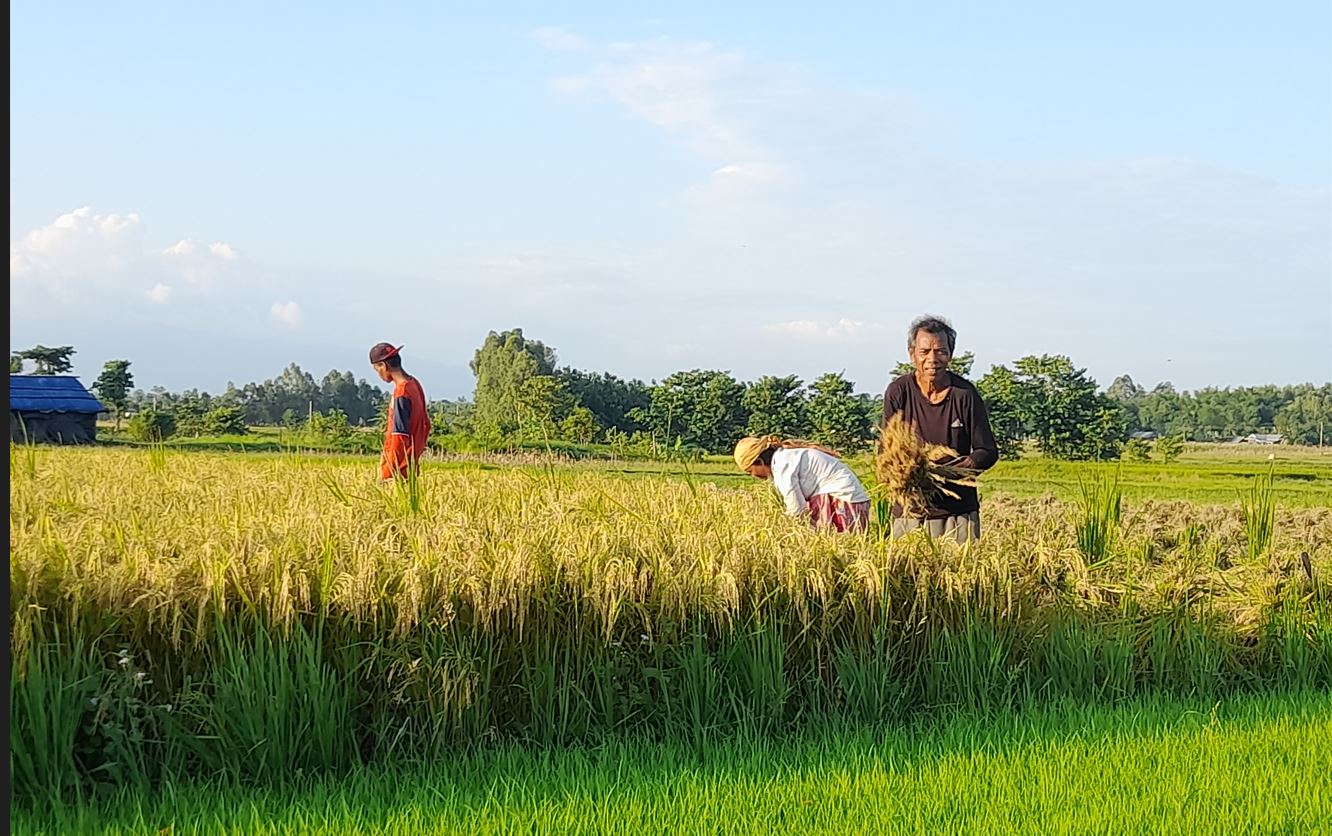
[1239,433,1285,445]
[1129,431,1158,441]
[10,375,105,443]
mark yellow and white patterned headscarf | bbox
[733,436,841,470]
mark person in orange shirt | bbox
[369,342,431,481]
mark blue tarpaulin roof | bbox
[9,375,105,414]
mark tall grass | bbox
[146,439,170,473]
[15,692,1332,835]
[11,439,39,479]
[1074,468,1121,563]
[1240,462,1276,562]
[8,447,1332,802]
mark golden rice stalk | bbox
[874,413,978,516]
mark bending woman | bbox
[733,436,871,533]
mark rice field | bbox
[9,444,1332,814]
[18,691,1332,835]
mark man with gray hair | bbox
[881,315,998,542]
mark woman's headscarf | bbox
[733,435,842,470]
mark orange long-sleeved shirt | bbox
[381,376,431,480]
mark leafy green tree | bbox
[172,393,213,437]
[1106,374,1145,401]
[470,329,558,439]
[92,360,135,429]
[429,398,476,437]
[306,409,353,442]
[1155,435,1184,464]
[10,354,23,373]
[637,370,748,453]
[1131,384,1195,439]
[126,409,176,442]
[806,372,874,453]
[890,351,975,380]
[1009,355,1124,460]
[19,345,76,375]
[1112,382,1331,442]
[974,365,1026,459]
[556,369,651,434]
[1106,374,1145,431]
[559,406,601,444]
[202,405,248,436]
[1122,438,1152,462]
[1275,386,1331,446]
[742,375,809,437]
[515,375,575,440]
[215,364,384,427]
[319,369,383,426]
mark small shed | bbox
[1240,433,1285,445]
[10,375,105,443]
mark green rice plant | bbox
[833,622,909,724]
[1036,617,1136,702]
[1176,522,1205,555]
[384,460,426,516]
[10,628,100,802]
[146,440,169,473]
[867,490,895,542]
[722,621,789,736]
[1075,468,1121,564]
[14,692,1332,835]
[668,630,725,749]
[11,439,39,479]
[517,632,593,746]
[188,622,359,783]
[923,612,1024,714]
[1239,463,1276,562]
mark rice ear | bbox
[874,413,978,514]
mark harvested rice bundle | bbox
[874,413,978,516]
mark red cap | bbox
[369,343,403,364]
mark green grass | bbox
[17,690,1332,835]
[86,428,1332,506]
[978,455,1332,507]
[531,449,1332,509]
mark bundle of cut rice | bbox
[874,413,978,515]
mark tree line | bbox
[11,338,1331,456]
[450,329,1332,458]
[1106,375,1330,447]
[122,364,388,441]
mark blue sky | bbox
[10,1,1331,398]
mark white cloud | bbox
[10,209,243,298]
[146,283,173,304]
[160,237,240,288]
[543,33,916,229]
[550,38,768,162]
[208,242,239,260]
[270,301,302,326]
[760,319,885,341]
[161,239,197,257]
[10,206,145,281]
